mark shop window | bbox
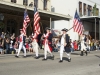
[34,0,38,7]
[79,1,82,16]
[44,0,47,10]
[23,0,28,6]
[11,0,16,3]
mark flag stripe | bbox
[22,10,30,35]
[73,10,84,35]
[33,7,40,39]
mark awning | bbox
[80,16,100,24]
[0,0,72,21]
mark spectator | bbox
[73,40,78,51]
[9,35,16,54]
[1,32,5,39]
[77,40,81,51]
[70,39,74,52]
[0,36,4,54]
[14,41,19,54]
[5,37,10,54]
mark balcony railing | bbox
[79,11,100,17]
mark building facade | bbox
[0,0,71,36]
[51,0,100,40]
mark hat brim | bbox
[20,29,23,31]
[45,27,50,30]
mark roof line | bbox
[0,0,72,20]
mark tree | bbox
[92,3,97,16]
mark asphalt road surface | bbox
[0,50,100,75]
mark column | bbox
[95,18,96,40]
[82,2,83,16]
[50,17,51,29]
[99,20,100,40]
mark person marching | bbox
[80,34,88,56]
[42,27,54,60]
[59,28,71,62]
[15,29,26,58]
[32,33,40,59]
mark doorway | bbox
[7,19,17,35]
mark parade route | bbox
[0,50,100,75]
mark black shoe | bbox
[85,51,88,56]
[35,56,39,59]
[23,56,26,58]
[15,55,19,58]
[68,58,71,62]
[51,55,54,60]
[42,58,47,61]
[80,51,83,56]
[59,60,63,63]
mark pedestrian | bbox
[59,28,71,62]
[42,27,54,60]
[80,34,88,56]
[15,29,26,58]
[32,33,40,59]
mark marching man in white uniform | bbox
[15,29,26,58]
[32,33,39,59]
[59,28,71,62]
[80,34,88,56]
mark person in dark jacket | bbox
[59,28,71,62]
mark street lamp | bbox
[0,13,4,21]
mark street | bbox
[0,50,100,75]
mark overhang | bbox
[0,0,72,21]
[80,16,100,24]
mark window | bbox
[83,3,86,15]
[29,2,33,7]
[44,0,47,10]
[87,5,92,16]
[11,0,16,3]
[23,0,28,6]
[96,8,99,16]
[79,2,82,16]
[34,0,38,7]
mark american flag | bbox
[33,7,40,39]
[73,10,84,35]
[22,10,30,35]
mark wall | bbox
[51,0,79,40]
[51,0,100,40]
[3,0,51,11]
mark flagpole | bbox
[67,25,76,32]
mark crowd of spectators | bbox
[0,31,100,55]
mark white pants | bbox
[32,41,39,57]
[0,48,3,54]
[44,43,53,59]
[17,42,26,56]
[60,45,70,60]
[81,43,87,51]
